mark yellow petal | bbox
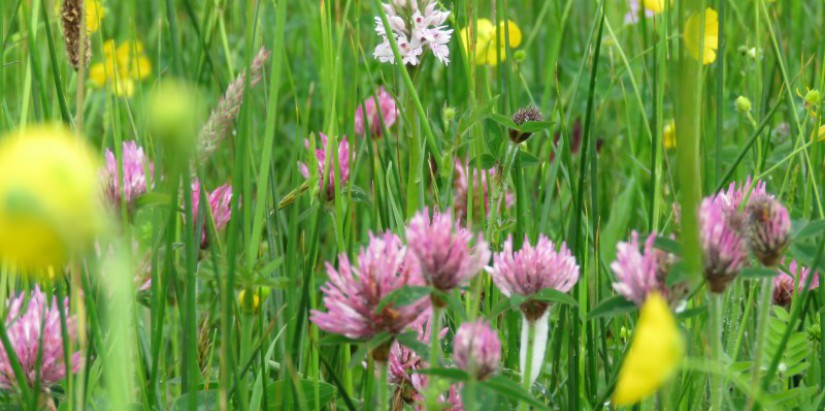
[684,8,719,65]
[460,19,496,66]
[86,0,104,33]
[88,63,108,87]
[643,0,666,13]
[114,78,136,97]
[500,20,522,49]
[663,120,676,149]
[613,292,683,406]
[130,57,153,80]
[818,125,825,142]
[102,39,117,57]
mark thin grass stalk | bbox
[426,305,443,411]
[709,292,724,410]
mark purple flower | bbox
[103,141,153,211]
[700,196,749,293]
[406,210,490,296]
[611,231,682,306]
[310,232,429,347]
[0,287,81,390]
[373,1,453,66]
[746,192,791,267]
[623,0,655,25]
[191,181,234,249]
[355,87,398,138]
[489,235,579,320]
[453,320,501,381]
[773,260,819,307]
[453,160,514,222]
[298,133,352,202]
[716,176,767,211]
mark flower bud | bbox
[735,96,752,113]
[509,106,543,144]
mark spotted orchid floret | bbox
[489,235,579,320]
[405,210,490,298]
[700,196,749,293]
[611,232,682,306]
[103,141,153,212]
[298,133,352,202]
[373,0,453,66]
[773,259,819,307]
[0,286,82,390]
[310,232,429,353]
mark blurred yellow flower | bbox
[643,0,667,14]
[89,40,152,97]
[663,120,676,149]
[613,292,683,406]
[460,19,522,66]
[818,125,825,142]
[0,126,105,275]
[684,8,719,65]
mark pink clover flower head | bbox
[405,209,490,296]
[0,286,81,390]
[746,192,791,267]
[452,320,501,381]
[103,141,153,211]
[298,133,351,202]
[310,231,429,343]
[700,196,749,293]
[355,87,398,138]
[489,234,579,320]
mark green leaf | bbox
[481,375,548,410]
[588,295,636,320]
[791,219,825,240]
[490,113,518,129]
[653,236,682,256]
[516,151,540,167]
[531,288,578,306]
[172,390,220,411]
[267,379,336,410]
[319,334,360,346]
[518,121,555,134]
[740,267,778,278]
[375,286,431,313]
[396,331,429,359]
[416,368,470,382]
[471,154,497,170]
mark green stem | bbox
[746,277,773,410]
[731,281,758,361]
[709,293,724,411]
[427,306,443,411]
[378,360,389,411]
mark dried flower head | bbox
[746,193,791,267]
[489,235,579,321]
[103,141,153,212]
[611,232,683,306]
[700,196,749,293]
[0,286,82,390]
[355,87,399,138]
[509,106,543,144]
[310,232,429,345]
[198,47,270,161]
[406,210,490,297]
[373,0,453,66]
[453,320,501,381]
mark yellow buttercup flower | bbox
[0,126,105,275]
[613,292,684,406]
[89,40,152,97]
[663,120,676,149]
[460,19,522,66]
[684,8,719,65]
[643,0,667,14]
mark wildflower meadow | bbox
[2,0,825,409]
